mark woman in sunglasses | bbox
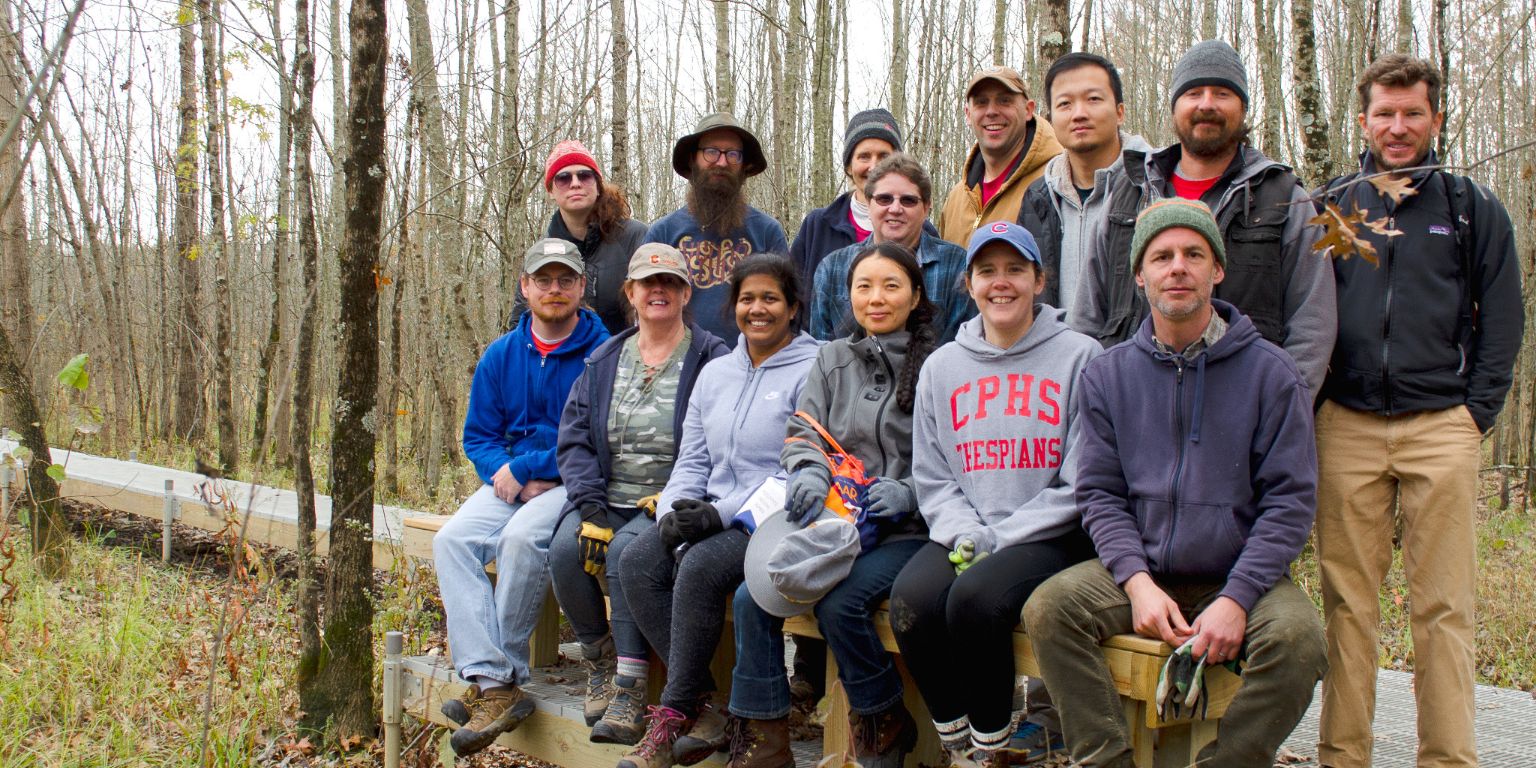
[522,140,648,335]
[808,154,975,345]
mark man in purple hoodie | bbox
[1022,199,1325,768]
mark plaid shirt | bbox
[809,231,977,344]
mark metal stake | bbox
[162,479,175,562]
[383,630,404,768]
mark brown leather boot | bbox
[725,716,793,768]
[852,703,917,768]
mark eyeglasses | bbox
[529,274,581,290]
[699,147,744,165]
[553,169,598,187]
[872,193,924,208]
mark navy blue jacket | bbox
[1076,302,1317,612]
[555,323,730,515]
[790,191,941,299]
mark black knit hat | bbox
[1169,40,1250,109]
[842,108,903,169]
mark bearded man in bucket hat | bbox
[645,113,788,344]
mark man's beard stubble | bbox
[1177,113,1248,160]
[687,166,748,236]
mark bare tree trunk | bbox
[1202,0,1219,39]
[1041,0,1070,65]
[0,322,67,578]
[251,0,295,466]
[199,0,238,472]
[809,0,833,202]
[1252,0,1283,158]
[1432,0,1449,158]
[1292,0,1333,184]
[1396,0,1413,51]
[0,0,33,378]
[889,0,907,124]
[173,1,204,444]
[712,0,732,111]
[1079,0,1093,51]
[992,0,1006,65]
[306,0,385,738]
[610,0,630,188]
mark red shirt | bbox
[532,335,565,357]
[979,152,1025,207]
[847,206,871,242]
[1171,172,1220,201]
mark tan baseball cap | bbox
[965,65,1029,98]
[627,243,691,283]
[523,238,584,275]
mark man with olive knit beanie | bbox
[1025,199,1326,768]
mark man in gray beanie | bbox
[1071,39,1335,401]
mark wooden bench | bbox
[392,515,1242,768]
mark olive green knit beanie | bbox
[1130,198,1226,273]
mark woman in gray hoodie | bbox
[888,222,1102,766]
[617,254,820,768]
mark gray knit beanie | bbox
[842,108,903,169]
[1131,198,1226,273]
[1169,40,1249,109]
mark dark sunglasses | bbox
[554,169,598,187]
[872,192,923,208]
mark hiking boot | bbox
[725,716,793,768]
[582,636,618,726]
[592,674,648,745]
[947,747,1005,768]
[617,705,691,768]
[449,684,537,756]
[852,703,917,768]
[672,693,729,765]
[441,683,479,728]
[1001,721,1065,765]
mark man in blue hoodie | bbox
[1023,199,1325,768]
[434,238,610,757]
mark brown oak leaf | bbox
[1309,203,1379,265]
[1368,173,1417,205]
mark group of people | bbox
[431,38,1522,768]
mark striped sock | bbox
[972,722,1012,753]
[934,715,970,752]
[616,656,649,682]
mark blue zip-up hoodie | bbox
[1075,301,1316,612]
[462,308,610,485]
[556,323,731,516]
[658,331,821,525]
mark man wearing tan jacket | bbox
[937,66,1062,246]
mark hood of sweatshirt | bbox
[954,304,1076,361]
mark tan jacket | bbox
[937,118,1062,246]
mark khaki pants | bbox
[1315,401,1480,767]
[1023,560,1325,768]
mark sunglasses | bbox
[872,193,923,208]
[554,169,598,187]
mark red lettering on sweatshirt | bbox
[951,382,972,430]
[1004,374,1034,417]
[952,438,1062,472]
[1039,379,1062,425]
[976,376,1001,420]
[947,375,1062,427]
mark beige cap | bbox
[523,238,584,275]
[627,243,691,283]
[965,65,1028,98]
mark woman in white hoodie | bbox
[889,222,1101,766]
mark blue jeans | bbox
[548,506,652,659]
[432,483,568,685]
[729,538,924,719]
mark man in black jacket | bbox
[1314,54,1523,768]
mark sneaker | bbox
[449,684,537,756]
[725,716,793,768]
[441,683,479,728]
[1001,721,1065,765]
[618,705,691,768]
[672,693,729,765]
[592,675,648,745]
[852,704,917,768]
[582,637,618,726]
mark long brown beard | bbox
[687,166,748,236]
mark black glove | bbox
[785,466,831,525]
[578,502,614,576]
[658,511,685,550]
[669,498,724,543]
[863,478,917,523]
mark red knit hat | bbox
[544,140,602,190]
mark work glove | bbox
[637,493,661,518]
[658,510,686,550]
[1154,639,1242,720]
[578,502,614,577]
[947,537,989,575]
[863,478,917,523]
[785,465,832,525]
[669,498,723,543]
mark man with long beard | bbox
[646,113,788,344]
[1071,40,1334,399]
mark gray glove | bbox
[785,465,832,524]
[863,478,916,523]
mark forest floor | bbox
[0,475,1530,767]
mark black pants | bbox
[888,530,1095,734]
[621,523,749,713]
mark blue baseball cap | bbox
[966,221,1042,268]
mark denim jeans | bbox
[548,505,652,659]
[622,524,749,713]
[730,538,924,719]
[432,483,568,685]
